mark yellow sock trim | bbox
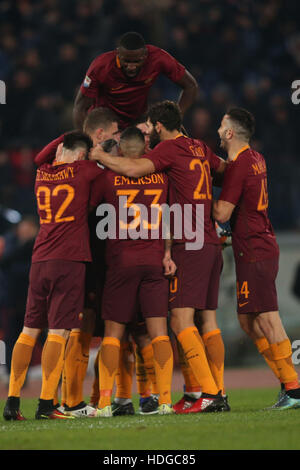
[18,332,36,347]
[202,329,221,342]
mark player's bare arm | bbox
[213,199,235,224]
[73,90,94,130]
[176,70,198,115]
[90,147,155,177]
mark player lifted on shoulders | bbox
[213,108,300,410]
[73,31,198,130]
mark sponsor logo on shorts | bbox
[238,301,249,308]
[169,296,176,302]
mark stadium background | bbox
[0,0,299,389]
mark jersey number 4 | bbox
[37,184,75,224]
[257,178,268,211]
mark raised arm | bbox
[73,89,94,130]
[176,70,198,116]
[34,134,65,167]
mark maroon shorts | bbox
[235,257,279,314]
[169,243,223,310]
[101,265,169,324]
[24,260,86,330]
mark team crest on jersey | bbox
[83,75,91,88]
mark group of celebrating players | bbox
[3,32,300,421]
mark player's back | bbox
[147,135,221,246]
[91,168,168,267]
[33,160,102,263]
[226,147,279,261]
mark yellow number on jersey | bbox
[37,184,75,224]
[117,189,140,229]
[189,158,212,200]
[36,186,52,224]
[257,178,268,211]
[117,188,163,230]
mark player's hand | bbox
[89,146,107,161]
[162,255,177,278]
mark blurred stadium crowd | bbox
[0,0,299,373]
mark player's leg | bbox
[112,329,135,416]
[36,327,72,419]
[37,260,86,419]
[62,303,95,416]
[236,257,300,409]
[133,326,159,414]
[95,320,125,417]
[94,265,140,417]
[88,269,107,407]
[139,266,174,415]
[4,262,48,421]
[63,260,98,414]
[196,309,226,399]
[63,323,94,417]
[3,326,41,421]
[145,316,174,415]
[174,248,225,410]
[89,349,100,407]
[238,313,282,382]
[255,310,300,408]
[171,308,219,396]
[174,339,201,409]
[169,244,222,413]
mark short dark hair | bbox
[226,107,255,141]
[148,100,182,131]
[83,107,118,133]
[120,126,145,145]
[63,131,93,155]
[118,32,146,50]
[132,114,148,126]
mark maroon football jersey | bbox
[32,160,104,262]
[90,169,168,267]
[146,134,222,246]
[219,146,279,262]
[80,45,185,129]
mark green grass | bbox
[1,389,300,450]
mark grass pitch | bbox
[1,388,300,450]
